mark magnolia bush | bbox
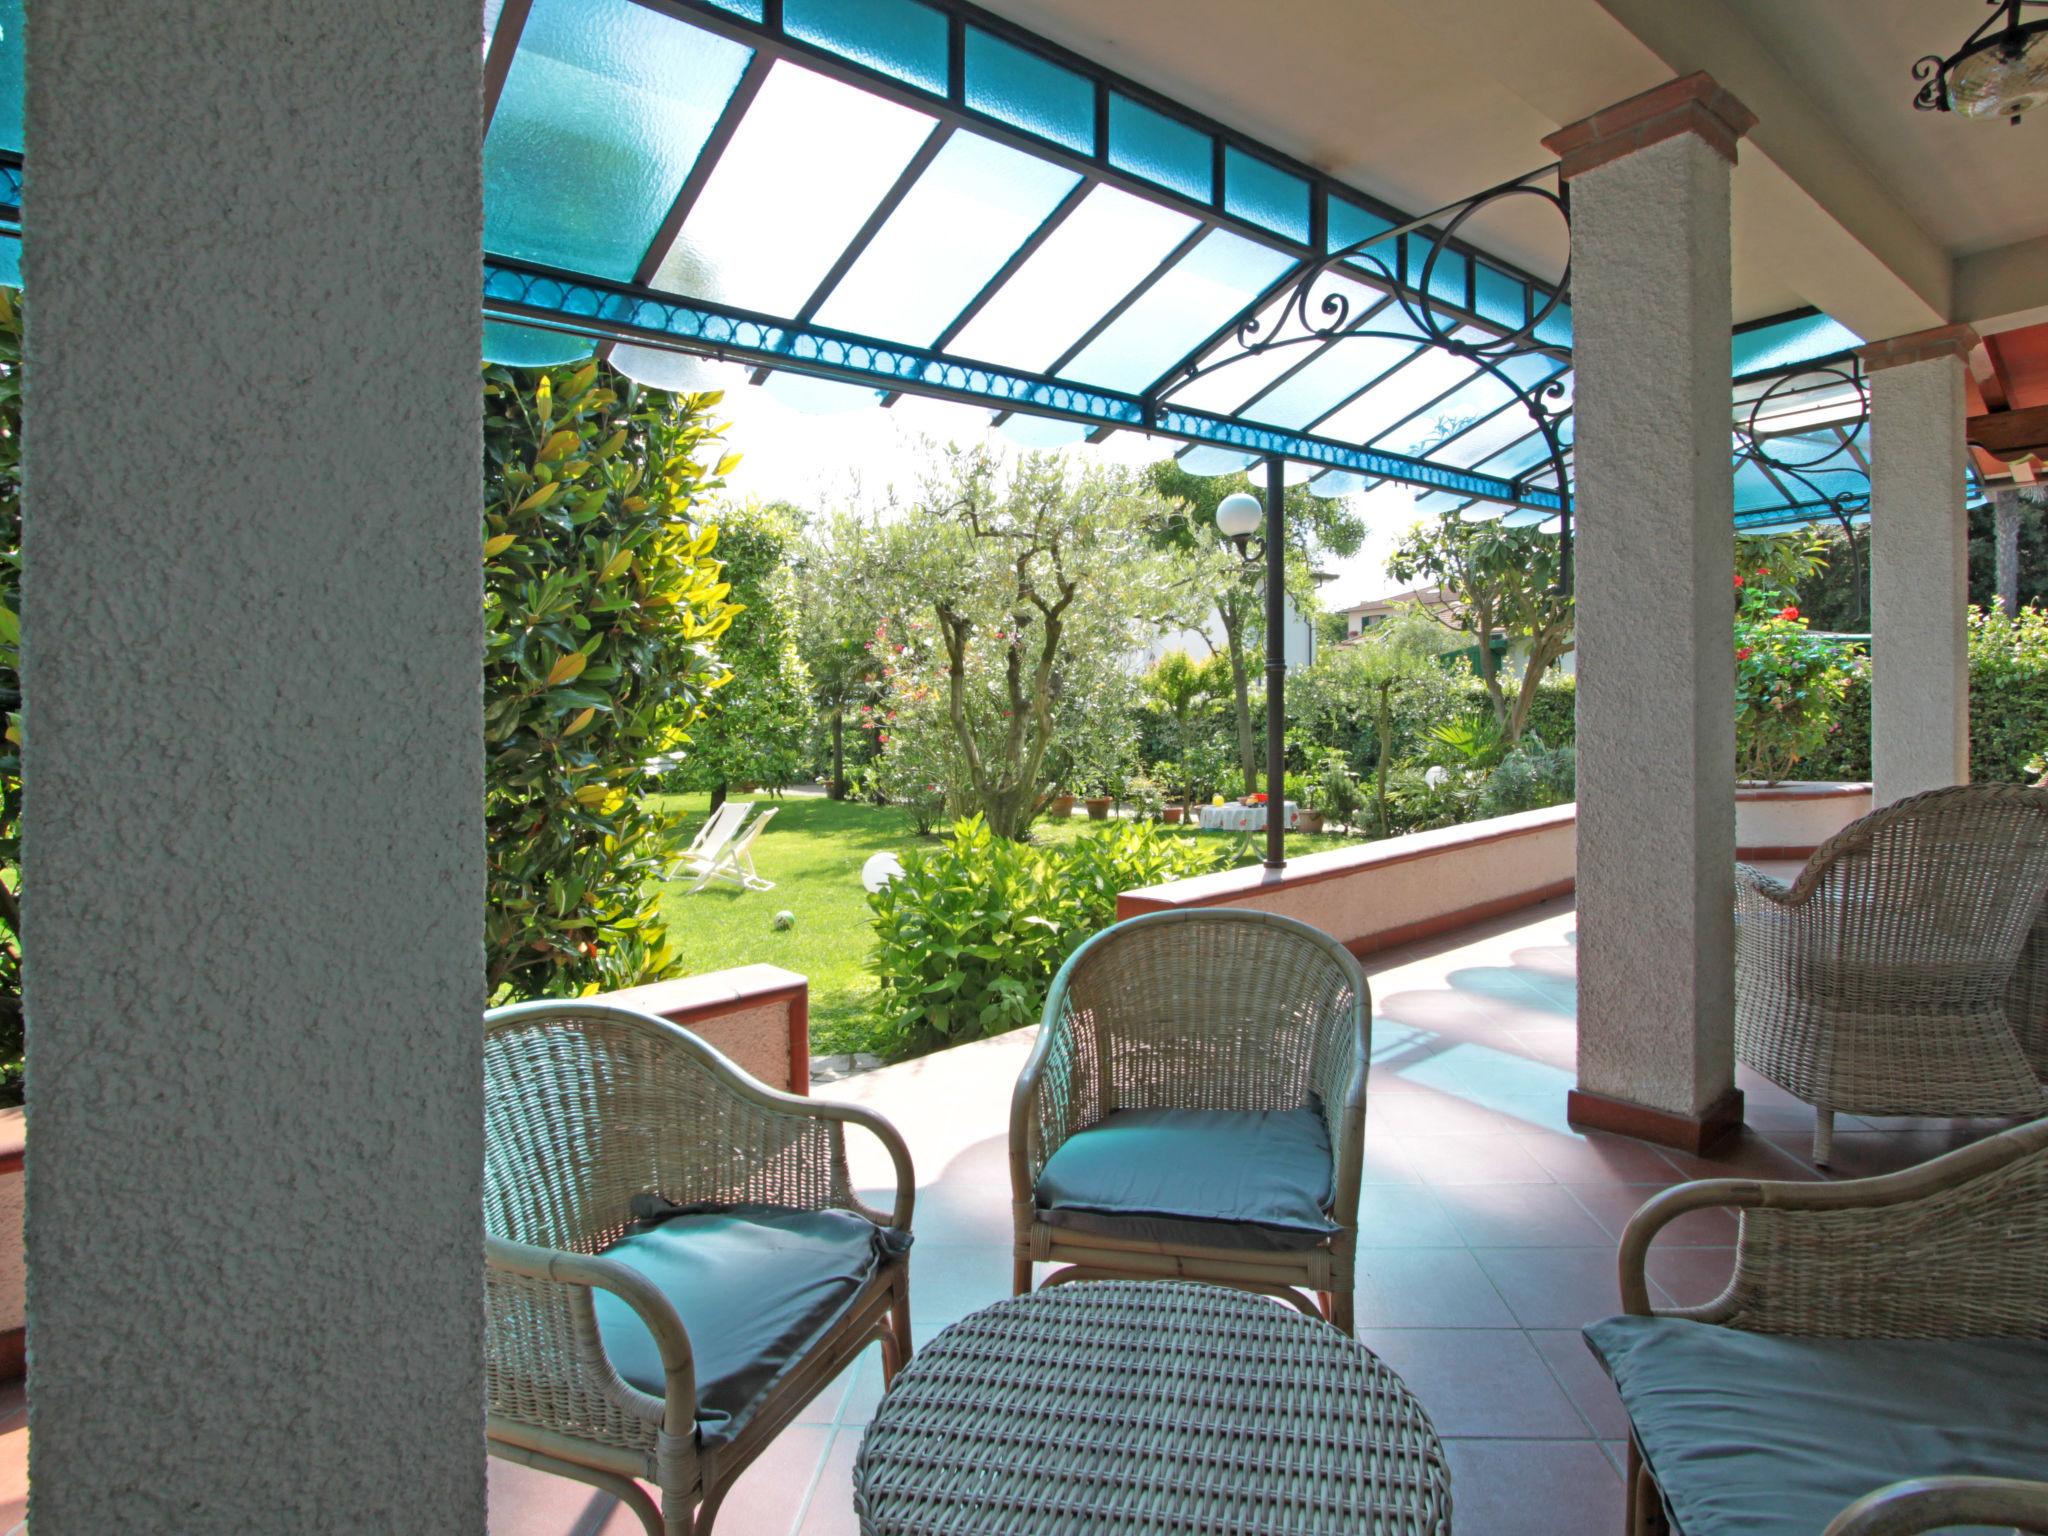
[483,358,741,999]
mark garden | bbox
[9,342,2038,1088]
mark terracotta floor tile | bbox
[1660,1128,1822,1183]
[1643,1246,1737,1311]
[795,1426,865,1536]
[0,1414,21,1536]
[1352,1248,1520,1328]
[1364,1090,1509,1137]
[1562,1182,1739,1247]
[1434,1182,1614,1249]
[1515,1127,1686,1184]
[488,1458,649,1535]
[1440,1438,1622,1536]
[1354,1329,1586,1439]
[906,1244,1014,1345]
[1403,1134,1557,1186]
[1527,1328,1632,1440]
[1355,1184,1464,1248]
[1472,1247,1624,1331]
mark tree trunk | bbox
[1374,681,1392,840]
[708,782,728,815]
[829,707,845,800]
[1996,488,2022,618]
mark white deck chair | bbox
[679,799,749,870]
[687,803,778,893]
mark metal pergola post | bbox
[1264,453,1287,871]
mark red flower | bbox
[1779,605,1800,621]
[1736,646,1752,661]
[877,732,890,746]
[1733,575,1744,588]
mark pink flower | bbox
[1779,605,1799,621]
[1733,575,1744,588]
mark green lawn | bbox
[652,792,1362,1055]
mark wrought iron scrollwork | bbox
[1152,164,1576,587]
[1730,359,1872,617]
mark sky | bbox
[699,364,1428,613]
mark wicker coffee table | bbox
[852,1280,1451,1534]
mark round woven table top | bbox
[852,1281,1451,1535]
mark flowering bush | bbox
[1733,573,1852,782]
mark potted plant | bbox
[1083,782,1115,820]
[1047,789,1075,819]
[1294,792,1324,836]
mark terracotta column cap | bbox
[1854,323,1980,373]
[1542,72,1757,181]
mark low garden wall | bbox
[1118,782,1873,957]
[598,963,810,1094]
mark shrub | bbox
[1480,736,1576,817]
[483,357,741,1000]
[866,816,1229,1056]
[1733,579,1851,782]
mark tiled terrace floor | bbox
[434,887,2011,1532]
[0,889,1992,1532]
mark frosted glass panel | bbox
[1107,93,1209,202]
[999,415,1087,447]
[1732,312,1862,377]
[761,371,882,413]
[786,0,947,95]
[950,185,1195,374]
[0,0,21,153]
[1224,147,1309,244]
[1062,230,1293,393]
[1312,346,1478,447]
[963,28,1093,154]
[1177,446,1258,476]
[653,61,936,314]
[815,132,1079,346]
[484,0,753,280]
[483,320,596,367]
[610,345,747,394]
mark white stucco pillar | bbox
[1857,326,1977,806]
[1544,75,1754,1152]
[23,1,485,1530]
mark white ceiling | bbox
[972,0,2048,335]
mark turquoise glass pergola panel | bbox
[1235,306,1428,433]
[1327,196,1395,255]
[484,0,752,282]
[1108,93,1211,203]
[1224,148,1310,245]
[651,60,936,314]
[1733,311,1862,377]
[1473,262,1529,331]
[1062,230,1294,393]
[949,184,1196,373]
[786,0,948,96]
[0,0,21,154]
[962,27,1093,154]
[813,131,1079,347]
[700,0,766,18]
[483,319,597,367]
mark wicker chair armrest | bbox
[486,1233,696,1435]
[1734,860,1800,908]
[1821,1476,2048,1536]
[1618,1117,2048,1321]
[1311,992,1372,1228]
[806,1098,916,1231]
[1011,997,1081,1204]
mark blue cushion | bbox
[593,1205,899,1445]
[1034,1107,1337,1252]
[1584,1315,2048,1536]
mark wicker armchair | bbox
[1010,908,1369,1331]
[1821,1476,2048,1535]
[1734,783,2048,1163]
[1607,1116,2048,1536]
[484,1001,914,1536]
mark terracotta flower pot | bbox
[1084,796,1114,821]
[1295,809,1324,835]
[1162,806,1184,825]
[1048,794,1075,819]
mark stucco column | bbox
[23,1,485,1531]
[1857,326,1977,806]
[1544,75,1754,1152]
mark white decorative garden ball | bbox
[773,910,796,931]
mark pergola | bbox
[16,0,2048,1528]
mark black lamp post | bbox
[1215,454,1289,871]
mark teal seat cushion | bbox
[593,1204,900,1445]
[1584,1315,2048,1536]
[1035,1107,1337,1252]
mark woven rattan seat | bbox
[1011,909,1369,1327]
[852,1281,1451,1535]
[1733,783,2048,1163]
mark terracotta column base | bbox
[1567,1086,1745,1156]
